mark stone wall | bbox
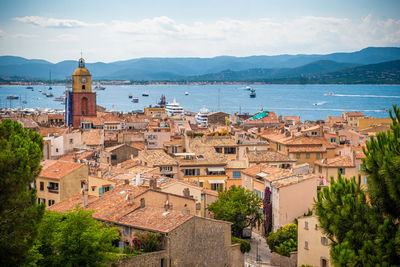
[230,243,245,267]
[109,250,168,267]
[270,252,297,267]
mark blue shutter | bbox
[99,187,103,195]
[110,186,114,190]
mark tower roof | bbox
[73,57,91,76]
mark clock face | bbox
[82,78,86,83]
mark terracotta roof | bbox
[283,136,335,148]
[48,114,64,120]
[226,160,248,169]
[82,129,104,146]
[327,116,345,124]
[105,144,126,152]
[40,160,85,179]
[314,155,354,167]
[202,136,237,147]
[246,150,295,163]
[284,116,301,123]
[58,150,95,162]
[158,178,201,188]
[118,207,193,233]
[345,111,365,117]
[352,146,366,159]
[39,127,69,137]
[272,173,318,188]
[139,150,178,166]
[288,146,326,153]
[201,188,219,197]
[46,193,97,212]
[242,164,295,182]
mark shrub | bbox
[266,223,297,257]
[231,236,251,253]
[132,232,161,252]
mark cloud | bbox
[0,29,6,38]
[13,33,38,39]
[14,16,104,28]
[49,34,79,42]
[109,15,400,56]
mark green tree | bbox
[207,187,262,237]
[266,223,297,257]
[0,119,44,266]
[33,208,120,267]
[315,105,400,266]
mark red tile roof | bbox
[39,160,85,179]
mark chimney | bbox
[140,197,145,208]
[149,178,157,190]
[183,188,190,197]
[164,200,170,211]
[126,193,135,205]
[81,183,88,207]
[124,179,130,185]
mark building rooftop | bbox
[272,173,318,188]
[82,129,104,146]
[139,149,178,166]
[246,150,295,163]
[314,155,354,167]
[39,160,85,179]
[118,207,194,233]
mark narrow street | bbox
[244,232,274,267]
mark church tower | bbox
[65,57,97,128]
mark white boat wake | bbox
[333,94,400,99]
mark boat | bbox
[313,101,326,106]
[324,92,334,96]
[245,86,252,90]
[48,86,52,90]
[48,71,52,90]
[155,95,167,108]
[195,106,209,126]
[39,89,42,92]
[26,86,34,90]
[132,96,139,103]
[249,88,256,98]
[7,95,19,100]
[185,92,189,95]
[142,92,149,97]
[128,94,133,99]
[165,98,184,116]
[94,84,106,90]
[22,100,28,104]
[46,93,54,97]
[54,96,65,101]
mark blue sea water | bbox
[1,84,399,121]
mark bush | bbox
[132,231,161,252]
[231,236,251,253]
[266,224,297,257]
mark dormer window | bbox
[82,85,85,90]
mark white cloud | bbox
[49,34,79,42]
[13,33,38,39]
[14,16,104,28]
[0,29,6,38]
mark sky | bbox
[0,0,399,63]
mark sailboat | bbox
[48,71,52,90]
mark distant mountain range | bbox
[0,47,400,83]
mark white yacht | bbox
[195,106,209,126]
[165,98,184,116]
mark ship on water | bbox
[165,98,184,116]
[195,106,209,126]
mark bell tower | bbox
[65,57,97,128]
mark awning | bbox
[207,167,225,172]
[208,180,225,184]
[198,180,204,183]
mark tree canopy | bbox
[315,105,400,266]
[0,119,44,266]
[207,186,262,237]
[266,223,298,257]
[32,207,120,267]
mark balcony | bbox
[47,186,59,194]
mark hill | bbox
[0,47,399,81]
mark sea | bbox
[1,84,399,121]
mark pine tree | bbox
[0,119,45,266]
[315,105,400,266]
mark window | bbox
[40,181,44,191]
[319,166,322,173]
[304,241,309,249]
[56,148,59,153]
[296,153,300,159]
[215,147,222,153]
[48,199,55,206]
[224,147,236,154]
[82,85,85,90]
[160,166,173,172]
[69,138,73,144]
[316,153,320,159]
[148,142,156,146]
[172,146,178,153]
[38,198,45,204]
[183,169,200,176]
[315,224,318,230]
[104,186,111,193]
[306,153,310,159]
[232,171,241,178]
[199,182,204,188]
[358,164,361,171]
[364,177,367,184]
[338,168,345,175]
[311,131,318,136]
[123,226,130,236]
[211,183,223,191]
[91,186,96,192]
[111,154,117,160]
[304,221,309,230]
[321,237,329,246]
[48,182,59,192]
